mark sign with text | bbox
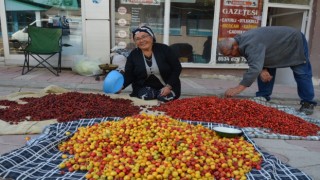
[121,0,160,5]
[217,0,263,64]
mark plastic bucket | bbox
[103,70,124,94]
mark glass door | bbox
[268,8,307,33]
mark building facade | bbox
[0,0,319,85]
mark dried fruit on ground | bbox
[151,96,320,136]
[0,100,19,107]
[58,114,262,179]
[0,92,141,123]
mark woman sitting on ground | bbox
[121,25,182,102]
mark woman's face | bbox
[133,32,153,51]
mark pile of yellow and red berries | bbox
[58,114,262,180]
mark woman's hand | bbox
[116,86,124,94]
[260,69,273,82]
[160,85,172,96]
[224,85,246,98]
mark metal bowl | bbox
[213,127,243,138]
[99,64,118,71]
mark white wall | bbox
[83,0,111,63]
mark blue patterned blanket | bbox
[0,117,313,180]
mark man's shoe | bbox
[299,102,314,115]
[253,96,268,102]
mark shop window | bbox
[169,13,181,36]
[186,12,213,36]
[5,0,82,55]
[169,0,215,64]
[114,1,165,50]
[113,0,214,64]
[216,0,264,64]
[6,11,35,37]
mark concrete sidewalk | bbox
[0,65,319,179]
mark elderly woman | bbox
[121,26,182,102]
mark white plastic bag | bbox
[112,54,127,72]
[72,56,102,76]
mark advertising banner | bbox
[217,0,263,64]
